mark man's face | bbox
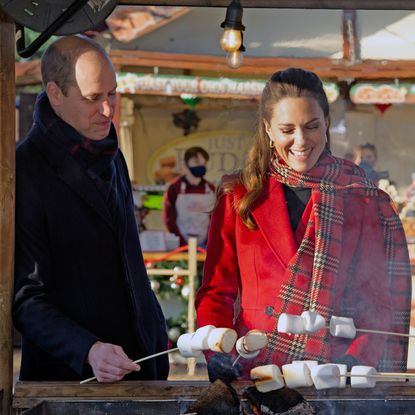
[50,51,117,140]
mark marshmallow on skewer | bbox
[292,360,319,371]
[282,362,314,388]
[334,364,347,388]
[243,329,268,352]
[191,325,216,350]
[278,313,306,334]
[329,316,356,339]
[208,328,238,353]
[310,364,342,390]
[236,337,260,359]
[350,365,377,388]
[177,333,202,358]
[250,365,285,393]
[301,311,326,333]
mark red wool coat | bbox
[195,176,410,375]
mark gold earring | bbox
[269,140,275,149]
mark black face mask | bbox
[188,165,207,178]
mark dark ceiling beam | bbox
[117,0,415,10]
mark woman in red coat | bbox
[195,68,411,380]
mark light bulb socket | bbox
[220,0,245,31]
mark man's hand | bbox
[87,341,140,383]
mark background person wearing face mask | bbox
[163,147,215,247]
[195,68,411,381]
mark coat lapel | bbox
[251,177,298,268]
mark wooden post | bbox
[186,237,198,376]
[0,8,16,415]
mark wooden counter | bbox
[13,380,415,413]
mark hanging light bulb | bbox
[220,0,245,52]
[226,36,245,69]
[220,29,242,52]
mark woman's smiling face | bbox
[264,96,328,173]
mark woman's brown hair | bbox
[223,67,331,229]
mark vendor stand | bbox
[4,2,415,415]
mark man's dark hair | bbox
[184,147,209,164]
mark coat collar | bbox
[237,176,300,269]
[28,125,115,230]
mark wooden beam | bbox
[110,50,415,80]
[342,10,360,64]
[0,9,15,415]
[117,0,415,10]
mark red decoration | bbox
[374,103,392,114]
[176,276,185,286]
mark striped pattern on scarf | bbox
[263,151,410,371]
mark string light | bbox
[220,0,245,55]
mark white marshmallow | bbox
[243,329,268,352]
[310,364,342,390]
[278,313,306,334]
[177,333,202,358]
[329,316,356,339]
[350,365,377,388]
[191,325,216,350]
[282,362,314,388]
[334,364,347,388]
[207,328,237,353]
[250,365,285,393]
[236,337,260,359]
[292,360,319,371]
[301,311,326,333]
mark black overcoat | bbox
[14,123,169,381]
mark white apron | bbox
[175,181,215,245]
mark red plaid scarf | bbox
[263,151,410,370]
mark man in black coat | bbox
[13,35,169,382]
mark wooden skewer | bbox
[80,347,179,384]
[232,355,242,367]
[355,328,415,338]
[324,325,415,339]
[339,371,415,380]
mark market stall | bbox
[4,2,415,415]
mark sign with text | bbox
[147,130,252,184]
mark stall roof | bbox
[110,8,413,59]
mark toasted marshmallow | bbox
[278,313,306,334]
[329,316,356,339]
[207,328,237,353]
[282,362,314,388]
[236,337,260,359]
[243,329,268,352]
[251,364,285,393]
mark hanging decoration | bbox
[350,83,407,104]
[117,73,340,103]
[374,103,392,114]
